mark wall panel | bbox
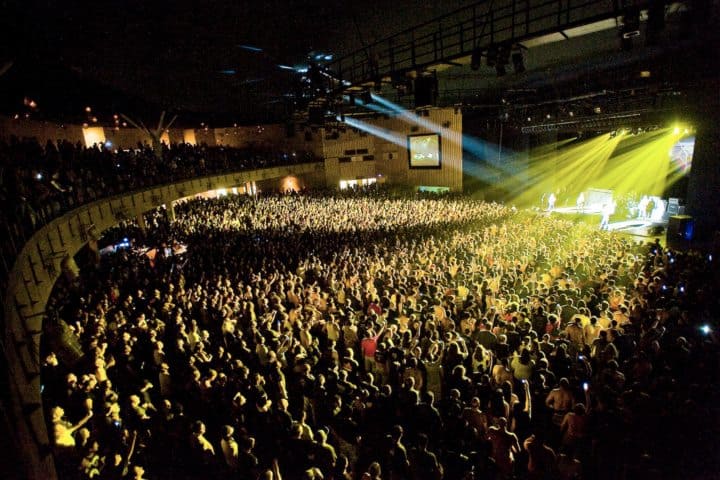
[321,107,462,191]
[0,117,84,144]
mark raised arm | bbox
[67,409,93,435]
[523,380,532,419]
[272,457,283,480]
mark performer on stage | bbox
[650,198,665,222]
[576,192,585,213]
[599,202,613,231]
[547,192,556,211]
[646,197,656,221]
[637,196,648,219]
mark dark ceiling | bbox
[0,1,717,128]
[0,0,475,125]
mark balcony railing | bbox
[328,0,639,88]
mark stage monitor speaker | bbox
[666,215,694,249]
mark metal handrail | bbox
[328,0,643,88]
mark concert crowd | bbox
[41,189,720,480]
[0,137,317,289]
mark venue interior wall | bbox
[323,107,463,191]
[1,109,462,192]
[0,116,85,145]
[682,83,720,239]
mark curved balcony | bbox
[2,161,324,480]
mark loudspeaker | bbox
[414,75,437,108]
[666,215,694,249]
[486,45,498,67]
[471,48,482,70]
[309,106,325,126]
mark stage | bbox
[550,206,667,240]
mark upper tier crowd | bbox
[42,190,720,480]
[0,136,318,285]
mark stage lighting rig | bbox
[620,5,641,51]
[360,90,373,105]
[486,45,498,67]
[471,47,483,70]
[645,1,666,46]
[391,72,413,94]
[483,44,511,76]
[308,97,328,126]
[511,44,525,73]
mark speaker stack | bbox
[666,215,694,249]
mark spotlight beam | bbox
[370,93,524,175]
[340,116,407,148]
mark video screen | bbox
[670,136,694,174]
[408,133,441,169]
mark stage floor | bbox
[549,206,667,243]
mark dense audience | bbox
[0,136,318,289]
[41,189,720,480]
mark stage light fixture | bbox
[620,5,641,51]
[511,44,525,73]
[391,72,412,94]
[646,0,666,46]
[414,74,438,108]
[486,45,498,67]
[471,47,482,70]
[496,45,509,77]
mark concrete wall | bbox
[321,106,463,191]
[0,116,84,144]
[0,116,187,149]
[104,128,151,149]
[214,123,324,156]
[0,113,462,194]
